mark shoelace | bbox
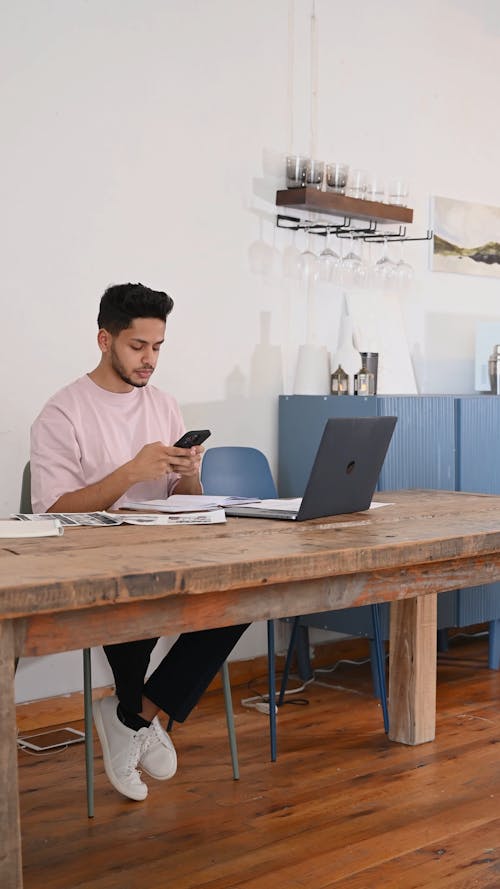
[140,719,165,754]
[126,729,148,778]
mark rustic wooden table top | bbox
[2,489,500,619]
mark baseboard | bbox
[15,635,376,731]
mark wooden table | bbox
[4,489,500,887]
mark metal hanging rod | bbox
[276,213,353,234]
[359,227,434,244]
[276,213,433,243]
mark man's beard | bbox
[110,346,150,388]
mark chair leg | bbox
[278,617,300,707]
[83,648,94,818]
[437,628,449,653]
[489,619,500,670]
[267,620,277,762]
[370,604,389,734]
[220,660,239,780]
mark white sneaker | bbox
[139,716,177,781]
[92,696,148,801]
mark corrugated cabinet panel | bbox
[457,586,500,625]
[377,396,456,491]
[458,396,500,493]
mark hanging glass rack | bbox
[276,186,433,243]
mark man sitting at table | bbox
[30,282,248,802]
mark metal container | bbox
[488,345,500,394]
[360,351,379,394]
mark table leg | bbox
[388,594,437,745]
[0,620,22,888]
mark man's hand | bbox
[48,440,204,513]
[129,441,203,483]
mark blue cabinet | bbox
[278,395,500,670]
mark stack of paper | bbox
[0,519,63,538]
[13,510,227,527]
[122,494,259,513]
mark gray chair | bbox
[18,463,240,818]
[202,446,390,762]
[202,446,279,760]
[19,463,95,816]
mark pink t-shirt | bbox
[30,375,186,513]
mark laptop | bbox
[225,416,397,522]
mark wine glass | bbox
[298,228,319,283]
[282,228,302,279]
[393,242,414,288]
[339,235,364,288]
[318,229,340,283]
[373,238,397,288]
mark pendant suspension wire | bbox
[287,0,295,154]
[306,0,318,346]
[309,0,318,160]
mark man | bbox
[30,282,248,802]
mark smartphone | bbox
[173,429,211,448]
[17,727,85,751]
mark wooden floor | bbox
[18,632,500,889]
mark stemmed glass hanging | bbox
[339,234,364,288]
[373,237,397,287]
[393,241,414,288]
[298,227,319,283]
[282,228,302,280]
[317,228,340,283]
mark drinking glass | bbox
[345,168,367,199]
[339,235,363,288]
[325,162,349,194]
[364,174,386,203]
[282,229,302,279]
[317,230,340,282]
[387,178,409,207]
[286,154,309,188]
[393,242,414,287]
[373,238,397,287]
[305,159,324,190]
[298,229,319,282]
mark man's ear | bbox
[97,328,112,354]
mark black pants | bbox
[103,624,249,723]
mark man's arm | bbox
[48,442,203,513]
[171,470,203,496]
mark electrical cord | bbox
[240,654,376,715]
[241,676,314,714]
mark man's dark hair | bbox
[97,283,174,334]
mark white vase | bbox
[331,305,360,394]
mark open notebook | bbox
[225,416,397,522]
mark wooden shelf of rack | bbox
[276,187,414,225]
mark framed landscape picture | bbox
[432,196,500,278]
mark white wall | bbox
[4,0,500,702]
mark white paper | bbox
[13,510,227,527]
[113,510,226,525]
[228,499,392,514]
[123,494,259,513]
[1,519,63,538]
[14,512,121,527]
[237,498,302,512]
